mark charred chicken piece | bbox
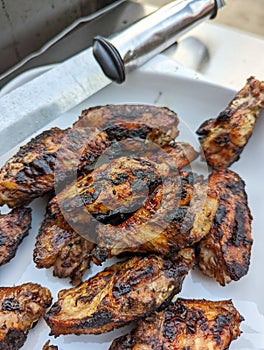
[53,142,198,240]
[0,127,64,208]
[45,249,194,336]
[197,169,253,286]
[74,104,179,146]
[0,127,109,208]
[62,156,162,218]
[109,298,243,350]
[35,141,197,280]
[42,340,58,350]
[197,77,264,168]
[0,207,32,267]
[0,283,52,350]
[92,171,218,265]
[34,198,94,286]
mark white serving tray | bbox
[0,68,264,350]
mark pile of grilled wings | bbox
[0,77,263,350]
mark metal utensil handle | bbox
[93,0,225,83]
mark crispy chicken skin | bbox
[45,249,194,336]
[109,298,243,350]
[42,340,58,350]
[74,104,179,146]
[0,283,52,350]
[0,127,109,208]
[0,207,32,266]
[197,77,264,168]
[33,197,94,285]
[197,169,253,286]
[92,171,218,264]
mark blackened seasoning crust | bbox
[33,196,94,286]
[74,104,180,146]
[0,207,32,267]
[0,283,52,350]
[92,170,218,265]
[109,299,243,350]
[44,249,194,336]
[197,169,253,286]
[0,126,109,208]
[197,77,264,168]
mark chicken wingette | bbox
[45,249,194,336]
[0,207,32,267]
[0,283,52,350]
[197,169,253,285]
[33,197,94,285]
[197,76,264,168]
[109,299,243,350]
[0,104,179,208]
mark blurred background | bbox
[215,0,264,36]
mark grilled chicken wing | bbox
[0,127,65,208]
[197,169,253,286]
[74,104,179,146]
[0,283,52,350]
[33,198,94,285]
[45,249,194,336]
[92,171,218,264]
[42,340,58,350]
[34,141,197,280]
[197,77,264,168]
[109,298,243,350]
[52,142,197,238]
[0,207,32,266]
[0,126,109,208]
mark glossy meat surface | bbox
[74,104,179,146]
[109,298,243,350]
[0,283,52,350]
[45,249,194,336]
[92,171,218,264]
[197,169,253,286]
[197,77,264,168]
[34,197,94,285]
[0,207,32,266]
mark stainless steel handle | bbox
[93,0,225,82]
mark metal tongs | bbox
[93,0,225,83]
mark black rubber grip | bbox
[93,36,126,84]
